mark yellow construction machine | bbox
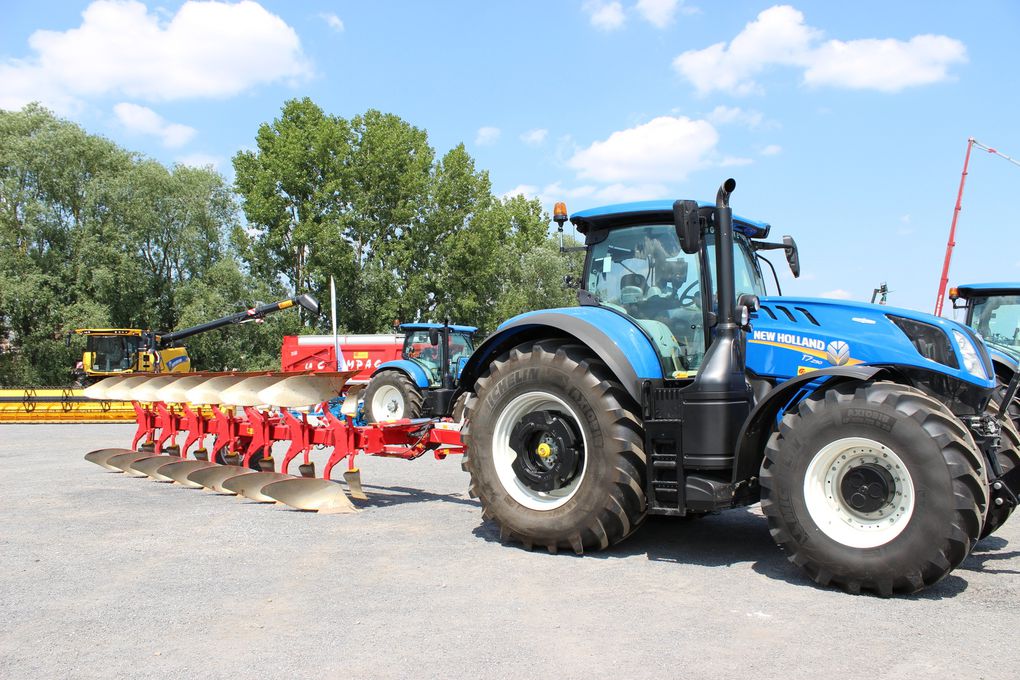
[68,294,320,385]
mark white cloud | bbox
[672,4,965,95]
[475,126,501,146]
[636,0,693,28]
[590,182,668,203]
[113,102,195,148]
[760,144,782,156]
[804,35,966,92]
[568,115,718,183]
[176,152,222,169]
[502,184,540,200]
[0,0,310,112]
[520,128,548,146]
[319,12,344,32]
[584,1,626,31]
[502,180,667,211]
[719,155,753,167]
[819,289,854,300]
[706,105,763,128]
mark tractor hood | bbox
[748,297,995,389]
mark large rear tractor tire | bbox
[760,381,987,596]
[364,371,425,423]
[461,341,646,554]
[980,415,1020,539]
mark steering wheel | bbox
[677,280,700,308]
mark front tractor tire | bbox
[462,341,646,554]
[761,381,988,596]
[364,371,425,423]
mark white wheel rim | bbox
[371,385,404,422]
[804,437,915,549]
[491,391,587,511]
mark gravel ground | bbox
[1,423,1018,680]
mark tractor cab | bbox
[362,321,478,423]
[570,201,783,379]
[400,323,477,385]
[70,328,152,382]
[951,283,1020,357]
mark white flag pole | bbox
[330,275,344,372]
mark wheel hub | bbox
[839,464,895,513]
[804,438,915,549]
[509,410,581,493]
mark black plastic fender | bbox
[732,365,890,483]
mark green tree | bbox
[0,104,259,385]
[234,99,578,337]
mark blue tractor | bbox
[362,322,477,423]
[456,179,1016,595]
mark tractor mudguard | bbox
[988,346,1019,380]
[732,365,890,483]
[372,360,431,389]
[457,307,662,403]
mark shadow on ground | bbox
[469,507,1014,599]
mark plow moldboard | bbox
[84,448,137,471]
[261,478,357,513]
[222,471,293,502]
[106,452,164,476]
[128,455,184,481]
[159,460,219,487]
[186,465,256,494]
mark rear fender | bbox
[372,360,431,389]
[732,365,890,483]
[457,309,662,404]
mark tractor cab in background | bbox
[363,321,477,423]
[951,283,1020,418]
[67,294,319,385]
[952,283,1020,357]
[70,328,190,384]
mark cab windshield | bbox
[86,335,141,373]
[970,295,1020,352]
[584,224,765,377]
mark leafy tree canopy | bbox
[0,100,579,386]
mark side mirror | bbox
[782,235,800,278]
[65,332,72,348]
[429,330,440,345]
[673,199,702,255]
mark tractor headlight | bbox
[952,329,989,380]
[887,315,959,369]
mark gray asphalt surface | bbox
[1,423,1018,680]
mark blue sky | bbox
[2,1,1019,317]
